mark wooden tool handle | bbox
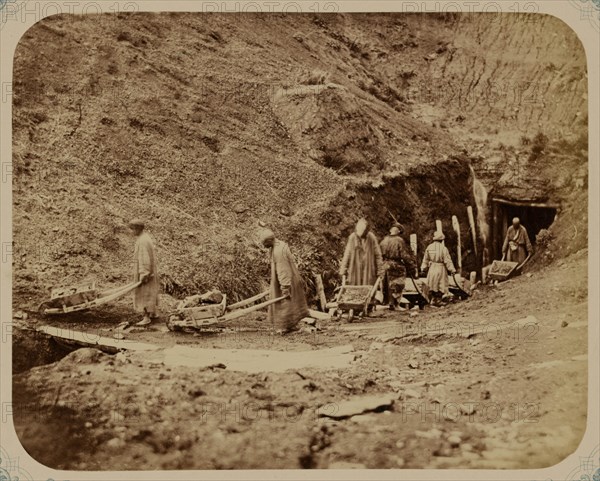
[516,253,532,271]
[363,276,382,313]
[220,295,287,322]
[227,290,269,311]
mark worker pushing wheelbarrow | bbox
[328,275,383,322]
[486,217,534,284]
[329,218,385,322]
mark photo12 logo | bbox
[0,446,34,481]
[569,0,600,32]
[0,0,139,31]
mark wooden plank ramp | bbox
[37,325,160,352]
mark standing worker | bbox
[339,218,384,286]
[502,217,533,264]
[420,231,456,306]
[380,224,416,310]
[260,229,309,334]
[129,219,159,326]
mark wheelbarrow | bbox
[488,253,532,282]
[166,290,287,331]
[38,280,142,315]
[327,276,383,322]
[403,276,431,309]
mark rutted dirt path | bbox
[12,249,587,469]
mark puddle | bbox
[141,344,357,373]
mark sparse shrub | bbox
[208,30,224,43]
[107,63,118,75]
[536,228,554,249]
[367,84,378,97]
[129,117,144,130]
[116,31,132,42]
[299,69,330,86]
[520,135,531,146]
[31,111,48,124]
[528,132,549,161]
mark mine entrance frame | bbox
[490,197,558,261]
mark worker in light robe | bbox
[380,224,416,310]
[339,218,384,286]
[260,229,309,334]
[129,219,159,326]
[502,217,533,264]
[420,231,456,306]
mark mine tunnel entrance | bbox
[490,197,558,260]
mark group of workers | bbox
[127,215,533,332]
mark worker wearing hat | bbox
[380,224,416,310]
[259,228,309,334]
[129,219,159,326]
[420,231,456,306]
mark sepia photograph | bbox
[5,5,593,474]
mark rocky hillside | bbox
[12,13,588,304]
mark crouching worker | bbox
[129,219,159,326]
[260,229,309,334]
[380,225,416,310]
[420,231,456,306]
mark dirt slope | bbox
[11,13,588,304]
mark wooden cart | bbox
[488,260,520,282]
[38,280,142,315]
[402,277,431,309]
[328,277,382,322]
[488,252,533,283]
[166,290,286,331]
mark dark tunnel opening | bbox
[490,197,558,260]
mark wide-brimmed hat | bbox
[258,228,275,243]
[128,218,145,229]
[391,223,405,235]
[433,231,445,241]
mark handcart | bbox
[488,253,533,282]
[166,290,286,331]
[402,276,431,309]
[38,280,142,315]
[327,276,382,322]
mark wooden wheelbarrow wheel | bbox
[37,301,52,316]
[166,315,183,332]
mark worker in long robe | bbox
[129,219,159,326]
[420,231,456,306]
[339,218,384,286]
[380,225,416,310]
[260,229,309,334]
[502,217,533,264]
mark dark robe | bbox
[340,232,384,285]
[267,240,309,332]
[380,234,416,303]
[502,225,533,264]
[133,232,159,314]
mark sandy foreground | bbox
[12,248,587,470]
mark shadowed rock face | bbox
[11,13,587,301]
[399,14,587,140]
